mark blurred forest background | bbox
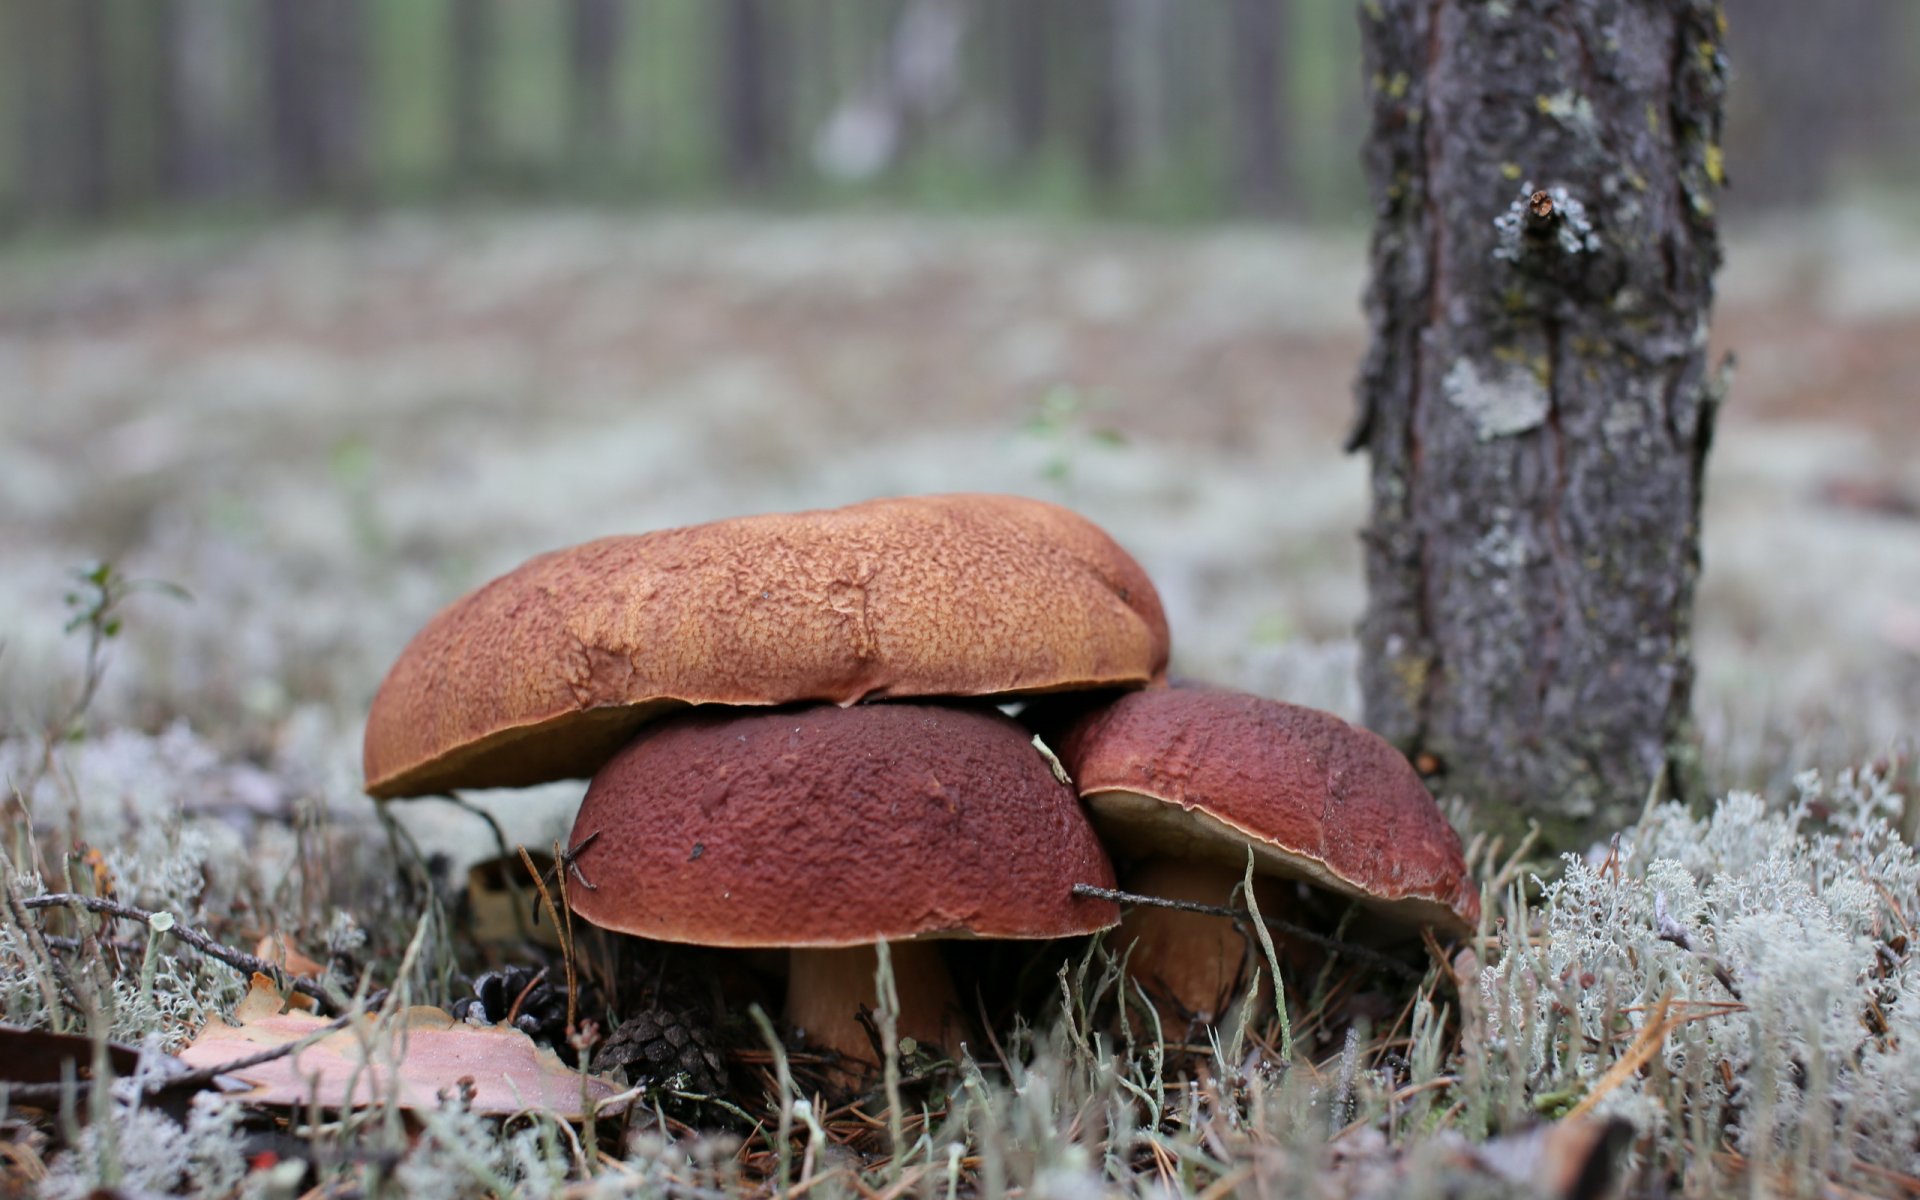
[2,0,1916,225]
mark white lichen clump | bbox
[1472,767,1920,1189]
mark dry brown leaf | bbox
[180,979,619,1119]
[252,937,326,1011]
[254,933,327,980]
[235,973,286,1023]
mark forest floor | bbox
[0,207,1917,1196]
[3,206,1915,834]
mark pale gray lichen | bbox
[1536,91,1599,135]
[1443,356,1550,440]
[1470,767,1920,1189]
[41,1101,247,1200]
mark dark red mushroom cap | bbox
[364,493,1168,799]
[1057,687,1480,934]
[566,703,1121,948]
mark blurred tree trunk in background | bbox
[1726,0,1898,209]
[152,0,186,196]
[1351,0,1730,847]
[1000,0,1050,166]
[568,0,624,171]
[0,0,1907,227]
[719,0,782,187]
[1230,0,1285,212]
[11,0,102,217]
[154,0,246,202]
[812,0,968,182]
[1114,0,1170,184]
[264,0,365,200]
[449,0,494,181]
[1073,0,1123,189]
[70,0,112,215]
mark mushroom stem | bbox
[785,942,969,1075]
[1114,856,1290,1040]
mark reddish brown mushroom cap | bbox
[1057,687,1480,934]
[364,493,1168,798]
[565,702,1121,947]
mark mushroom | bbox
[364,493,1168,799]
[564,701,1120,1074]
[1053,686,1479,1033]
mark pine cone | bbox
[451,965,570,1050]
[598,1005,728,1097]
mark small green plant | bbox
[1021,385,1127,485]
[56,561,189,742]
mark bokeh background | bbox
[2,0,1917,855]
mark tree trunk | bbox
[1722,0,1894,211]
[1001,0,1049,164]
[812,0,968,182]
[719,0,781,189]
[568,0,624,170]
[264,0,364,201]
[1350,0,1730,847]
[1072,0,1123,188]
[1230,0,1286,212]
[449,0,495,183]
[1114,0,1169,185]
[70,0,112,216]
[154,0,247,203]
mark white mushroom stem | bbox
[1114,856,1288,1038]
[785,942,969,1074]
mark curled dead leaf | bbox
[254,933,327,980]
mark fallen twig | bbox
[20,893,352,1015]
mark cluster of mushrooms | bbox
[363,494,1478,1080]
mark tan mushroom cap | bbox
[1057,687,1480,935]
[364,493,1168,799]
[565,702,1121,947]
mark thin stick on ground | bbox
[20,892,353,1014]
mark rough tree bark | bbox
[1351,0,1730,847]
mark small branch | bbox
[1070,883,1426,984]
[1525,188,1557,228]
[21,893,352,1015]
[1494,182,1597,262]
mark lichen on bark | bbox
[1350,0,1729,847]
